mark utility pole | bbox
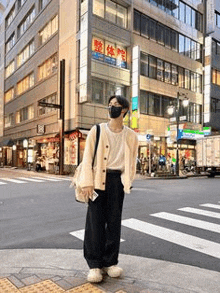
[176,92,180,177]
[59,59,65,175]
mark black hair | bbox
[108,95,130,117]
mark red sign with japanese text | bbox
[116,46,126,62]
[105,41,116,58]
[92,37,104,54]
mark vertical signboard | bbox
[204,36,212,123]
[79,0,89,103]
[131,46,140,130]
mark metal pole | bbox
[176,92,180,176]
[59,59,65,175]
[149,143,151,176]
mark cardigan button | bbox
[104,157,107,160]
[102,182,105,185]
[103,170,106,172]
[106,145,109,148]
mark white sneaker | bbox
[104,265,123,278]
[87,268,103,283]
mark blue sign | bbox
[132,96,138,111]
[92,51,104,61]
[146,134,152,141]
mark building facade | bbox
[0,0,218,172]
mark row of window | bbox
[140,52,202,93]
[211,98,220,113]
[6,4,16,28]
[5,93,57,128]
[212,40,220,56]
[140,90,202,124]
[134,10,202,62]
[5,8,57,55]
[5,53,58,103]
[212,68,220,86]
[146,0,203,32]
[216,11,220,28]
[93,0,127,29]
[5,15,58,79]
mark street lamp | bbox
[167,93,189,176]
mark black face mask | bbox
[108,106,123,118]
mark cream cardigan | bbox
[79,123,138,194]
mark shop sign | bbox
[116,46,127,68]
[132,96,138,111]
[37,137,60,143]
[177,129,206,140]
[105,41,116,66]
[69,131,82,140]
[92,37,104,61]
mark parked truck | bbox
[196,135,220,177]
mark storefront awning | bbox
[0,139,14,147]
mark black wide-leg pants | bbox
[84,172,125,269]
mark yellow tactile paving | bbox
[0,278,20,293]
[19,279,65,293]
[66,283,106,293]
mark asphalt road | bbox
[0,169,220,273]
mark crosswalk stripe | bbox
[178,207,220,219]
[32,177,62,182]
[122,218,220,259]
[0,181,7,185]
[200,203,220,210]
[0,178,27,184]
[151,212,220,234]
[46,176,71,181]
[70,229,125,242]
[17,177,45,182]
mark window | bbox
[17,39,35,67]
[6,5,15,28]
[211,98,220,113]
[39,94,57,115]
[140,90,148,114]
[185,37,191,58]
[172,0,179,19]
[179,34,185,55]
[18,0,25,9]
[5,33,15,54]
[164,62,171,83]
[117,4,127,27]
[39,15,58,45]
[196,11,203,32]
[149,56,157,79]
[191,72,196,92]
[196,74,202,93]
[106,0,116,23]
[154,94,161,116]
[171,31,178,51]
[216,11,220,28]
[213,40,220,55]
[16,105,34,123]
[134,10,141,33]
[17,72,34,95]
[93,0,104,18]
[157,59,164,81]
[178,67,184,88]
[191,40,196,60]
[185,69,190,89]
[5,60,15,78]
[148,93,155,115]
[196,43,202,62]
[5,88,14,103]
[171,65,178,85]
[212,68,220,86]
[149,19,156,40]
[4,113,13,128]
[92,79,104,104]
[38,54,58,81]
[140,52,148,77]
[185,5,191,25]
[165,28,171,48]
[157,24,165,45]
[158,0,166,11]
[18,7,36,38]
[141,15,149,38]
[179,1,185,23]
[191,9,196,28]
[39,0,50,11]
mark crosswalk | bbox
[69,202,220,260]
[0,176,71,185]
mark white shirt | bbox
[105,123,125,171]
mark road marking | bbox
[151,212,220,234]
[200,203,220,210]
[0,181,7,185]
[0,178,27,184]
[70,229,125,242]
[17,177,45,182]
[178,207,220,219]
[46,176,71,181]
[32,177,62,182]
[132,188,150,191]
[122,218,220,259]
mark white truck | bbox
[196,135,220,177]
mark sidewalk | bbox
[1,249,220,293]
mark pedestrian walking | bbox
[79,95,138,283]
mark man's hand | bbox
[82,186,94,202]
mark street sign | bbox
[146,134,152,143]
[180,115,187,121]
[170,117,176,122]
[38,101,62,109]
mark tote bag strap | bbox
[92,124,100,168]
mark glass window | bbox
[92,79,104,104]
[157,59,164,81]
[185,37,191,58]
[134,10,141,33]
[106,0,116,23]
[165,28,171,48]
[171,31,178,51]
[185,5,191,25]
[196,12,203,32]
[217,70,220,85]
[158,0,165,11]
[191,9,196,28]
[154,94,161,116]
[140,52,149,77]
[185,69,190,89]
[149,56,157,79]
[140,90,148,114]
[179,2,185,23]
[212,68,217,84]
[171,65,178,85]
[150,0,158,7]
[5,88,14,103]
[196,43,201,62]
[172,0,179,19]
[166,0,172,15]
[191,72,196,92]
[51,15,58,34]
[93,0,104,18]
[141,15,149,38]
[162,96,170,117]
[117,5,127,28]
[164,62,171,83]
[191,40,196,60]
[157,24,165,45]
[178,67,184,88]
[148,93,155,115]
[217,42,220,55]
[196,74,202,93]
[179,34,185,55]
[149,19,156,41]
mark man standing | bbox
[79,95,138,283]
